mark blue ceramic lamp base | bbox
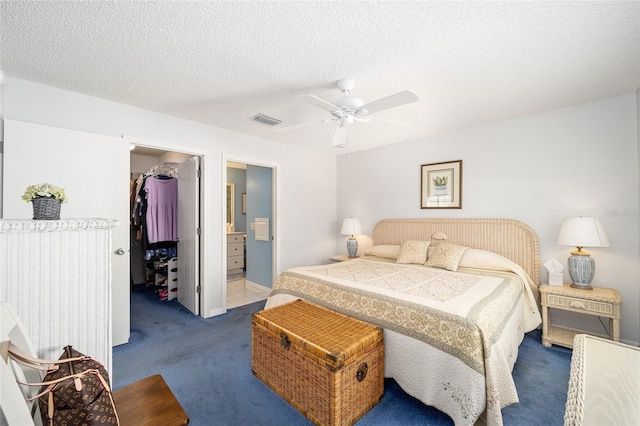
[346,237,358,258]
[568,252,595,290]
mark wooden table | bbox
[113,374,189,426]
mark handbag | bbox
[8,343,120,426]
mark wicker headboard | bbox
[372,218,540,284]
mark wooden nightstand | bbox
[330,254,358,262]
[539,283,622,349]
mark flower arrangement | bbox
[432,176,448,187]
[22,183,68,203]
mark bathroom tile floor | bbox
[226,276,271,309]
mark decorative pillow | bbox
[395,240,430,264]
[425,242,468,271]
[363,245,401,260]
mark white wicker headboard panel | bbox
[372,218,540,285]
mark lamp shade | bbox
[557,217,610,248]
[340,218,362,236]
[557,217,609,289]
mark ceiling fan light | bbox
[333,96,364,111]
[294,78,418,149]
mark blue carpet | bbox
[113,285,572,425]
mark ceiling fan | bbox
[280,78,419,148]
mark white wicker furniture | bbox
[0,303,44,426]
[539,284,621,349]
[0,218,118,375]
[371,218,540,284]
[564,334,640,426]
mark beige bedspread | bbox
[266,257,541,425]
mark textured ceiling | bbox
[1,1,639,155]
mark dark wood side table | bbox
[113,374,189,426]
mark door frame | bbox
[222,154,280,311]
[126,136,209,318]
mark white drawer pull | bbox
[570,300,586,309]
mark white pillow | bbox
[396,240,430,264]
[424,242,468,271]
[458,248,514,270]
[363,245,401,259]
[459,248,533,279]
[458,248,537,294]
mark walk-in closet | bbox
[130,148,199,315]
[131,161,180,301]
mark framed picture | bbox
[420,160,462,209]
[242,193,247,214]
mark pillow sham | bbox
[363,244,401,260]
[395,240,430,264]
[424,242,468,271]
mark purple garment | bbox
[144,177,178,244]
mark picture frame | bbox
[242,193,247,214]
[420,160,462,209]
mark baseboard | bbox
[245,280,271,293]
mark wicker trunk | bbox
[252,300,384,426]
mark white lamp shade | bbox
[557,217,610,248]
[340,217,362,236]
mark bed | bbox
[265,218,542,426]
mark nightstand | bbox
[330,254,358,262]
[539,283,622,349]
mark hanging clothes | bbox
[131,174,145,230]
[144,175,178,244]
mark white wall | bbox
[637,88,640,340]
[2,77,338,319]
[338,93,640,345]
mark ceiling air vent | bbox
[250,113,281,126]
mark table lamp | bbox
[341,217,362,258]
[556,217,610,289]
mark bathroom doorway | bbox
[224,158,278,309]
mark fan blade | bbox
[367,116,413,127]
[357,90,419,116]
[296,94,342,114]
[276,116,339,133]
[276,120,322,133]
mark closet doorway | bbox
[224,159,277,309]
[130,146,202,317]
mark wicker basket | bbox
[252,300,384,426]
[32,197,62,220]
